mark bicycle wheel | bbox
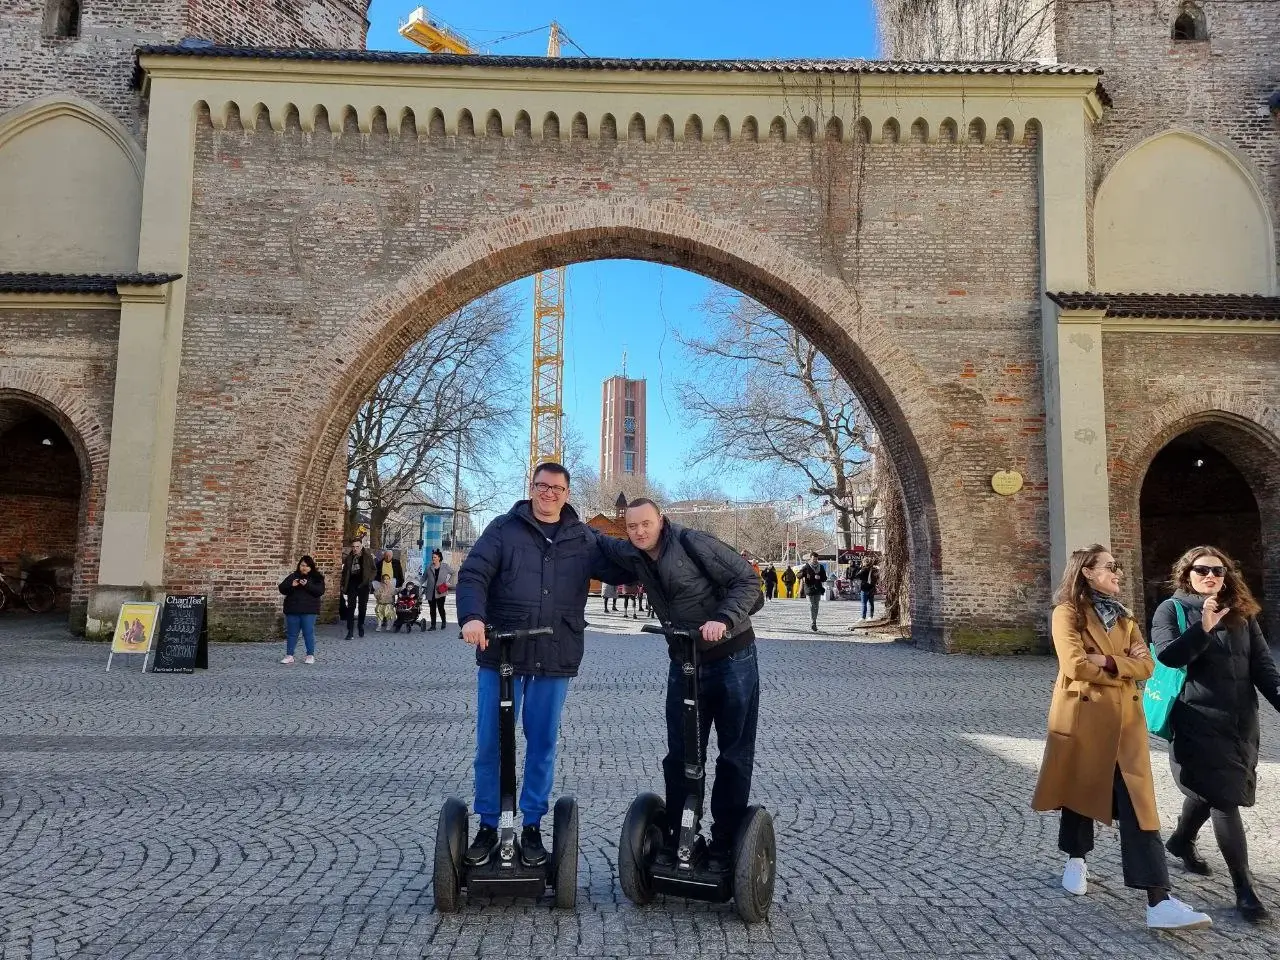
[22,583,55,614]
[0,587,8,613]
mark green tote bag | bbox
[1143,601,1189,740]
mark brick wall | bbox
[1102,330,1280,640]
[1056,0,1280,282]
[0,306,120,625]
[0,1,371,136]
[164,116,1049,648]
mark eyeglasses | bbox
[1091,562,1122,573]
[533,482,568,495]
[1191,564,1227,578]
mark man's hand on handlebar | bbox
[461,619,488,651]
[700,621,727,644]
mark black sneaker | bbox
[706,840,733,874]
[464,825,499,866]
[520,824,548,866]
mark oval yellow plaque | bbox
[992,470,1024,496]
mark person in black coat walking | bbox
[761,564,778,601]
[1153,545,1280,921]
[796,552,828,632]
[279,555,325,664]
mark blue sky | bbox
[365,2,882,498]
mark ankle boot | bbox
[1233,871,1269,922]
[1166,833,1211,875]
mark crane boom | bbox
[398,7,567,481]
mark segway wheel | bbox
[618,792,665,906]
[433,797,468,913]
[551,796,578,909]
[732,806,776,923]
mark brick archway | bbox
[1110,396,1280,638]
[284,201,949,645]
[0,371,110,628]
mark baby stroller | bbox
[394,582,425,633]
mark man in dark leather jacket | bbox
[596,498,762,870]
[455,462,628,869]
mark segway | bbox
[618,623,776,923]
[434,625,578,912]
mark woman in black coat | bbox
[1152,545,1280,921]
[279,555,325,665]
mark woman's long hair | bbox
[1171,545,1260,626]
[1053,544,1120,631]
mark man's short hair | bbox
[532,461,571,487]
[627,497,662,514]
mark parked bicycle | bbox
[0,570,56,614]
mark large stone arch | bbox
[0,94,145,273]
[0,370,111,629]
[1109,394,1280,639]
[282,200,950,646]
[1094,128,1276,294]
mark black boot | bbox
[464,825,499,867]
[1166,834,1211,875]
[1233,880,1264,926]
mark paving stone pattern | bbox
[2,614,1279,959]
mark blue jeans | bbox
[861,589,876,619]
[663,644,760,848]
[285,613,316,656]
[474,667,571,828]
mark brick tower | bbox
[0,1,373,134]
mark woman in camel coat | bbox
[1031,544,1211,931]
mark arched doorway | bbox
[1138,419,1279,638]
[0,397,85,615]
[280,216,949,648]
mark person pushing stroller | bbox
[394,580,423,632]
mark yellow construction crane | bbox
[399,9,568,482]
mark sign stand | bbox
[151,595,209,674]
[106,602,161,671]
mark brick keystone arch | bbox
[285,200,947,644]
[1110,395,1280,638]
[0,370,111,619]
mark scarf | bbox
[1090,589,1131,633]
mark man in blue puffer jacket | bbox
[456,462,629,868]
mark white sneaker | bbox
[304,655,315,665]
[280,655,295,664]
[1147,896,1213,930]
[1062,857,1087,896]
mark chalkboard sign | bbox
[150,595,209,674]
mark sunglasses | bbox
[1191,564,1227,578]
[1091,562,1122,573]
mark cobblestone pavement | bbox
[2,611,1279,960]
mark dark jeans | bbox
[861,589,876,619]
[663,643,760,848]
[344,585,370,635]
[428,594,447,627]
[1059,767,1169,890]
[764,583,776,600]
[808,592,821,626]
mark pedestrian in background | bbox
[620,581,641,619]
[854,556,880,620]
[279,555,325,665]
[423,548,454,631]
[340,536,375,639]
[781,564,797,600]
[1153,545,1280,922]
[1032,544,1211,931]
[602,581,618,612]
[796,553,827,632]
[373,574,397,632]
[761,563,778,601]
[377,548,404,589]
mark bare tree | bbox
[879,0,1057,61]
[347,289,523,547]
[678,287,874,552]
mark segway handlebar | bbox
[641,623,698,642]
[467,625,554,643]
